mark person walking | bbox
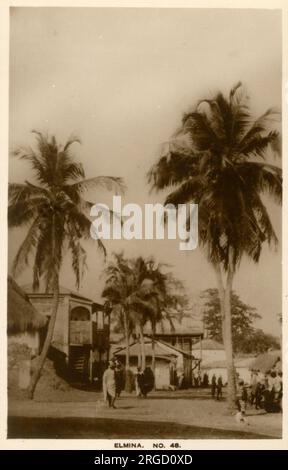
[102,360,117,408]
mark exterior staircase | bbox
[69,347,89,381]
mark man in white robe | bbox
[103,360,117,408]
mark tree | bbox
[148,83,281,407]
[141,259,187,375]
[9,131,124,398]
[202,288,261,352]
[237,329,280,354]
[103,253,155,384]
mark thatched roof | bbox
[249,350,281,373]
[8,276,47,334]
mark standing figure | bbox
[216,375,223,400]
[235,380,249,424]
[135,367,144,397]
[141,367,155,397]
[115,359,125,398]
[211,374,217,398]
[102,360,117,408]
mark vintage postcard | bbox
[0,0,287,451]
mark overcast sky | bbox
[9,7,282,336]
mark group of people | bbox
[102,359,155,408]
[249,369,282,412]
[211,374,223,400]
[234,369,283,424]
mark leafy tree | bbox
[9,131,124,398]
[237,329,280,354]
[202,288,261,352]
[148,83,281,406]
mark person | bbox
[211,374,217,398]
[115,359,125,398]
[135,367,143,397]
[250,370,258,406]
[102,360,117,408]
[140,367,155,397]
[216,375,223,400]
[235,380,249,424]
[203,372,209,388]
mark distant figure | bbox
[115,359,125,398]
[203,372,209,388]
[236,380,249,424]
[216,376,223,400]
[135,367,143,397]
[211,374,217,398]
[102,360,117,408]
[250,370,258,406]
[140,367,155,397]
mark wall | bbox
[193,348,226,364]
[28,295,69,356]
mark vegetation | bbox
[148,83,281,406]
[8,131,124,398]
[202,288,280,353]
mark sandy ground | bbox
[8,388,282,439]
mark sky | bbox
[9,7,282,336]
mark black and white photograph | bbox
[2,3,285,445]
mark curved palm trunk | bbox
[28,279,59,399]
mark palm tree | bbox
[103,254,155,373]
[148,83,282,407]
[9,131,125,398]
[141,259,187,375]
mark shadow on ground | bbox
[8,416,277,439]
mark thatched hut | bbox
[8,276,47,353]
[249,350,282,374]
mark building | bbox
[202,356,255,384]
[143,315,203,385]
[8,276,48,391]
[113,336,198,390]
[192,338,225,365]
[22,284,109,383]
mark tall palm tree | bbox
[148,83,282,407]
[9,131,125,398]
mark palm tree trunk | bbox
[151,321,156,375]
[213,257,237,408]
[123,308,130,368]
[139,326,146,370]
[213,262,226,344]
[28,278,59,399]
[223,250,237,408]
[123,308,133,392]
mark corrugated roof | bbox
[22,283,103,306]
[113,337,191,359]
[143,316,203,336]
[8,276,47,334]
